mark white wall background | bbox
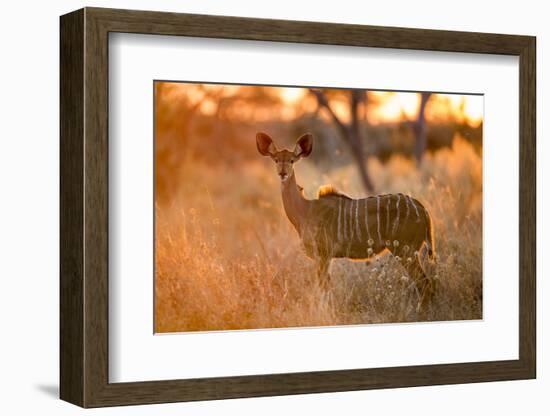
[0,0,545,414]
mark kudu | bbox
[256,132,436,308]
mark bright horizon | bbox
[157,82,483,128]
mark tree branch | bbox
[309,89,350,140]
[309,88,375,193]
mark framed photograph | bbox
[60,7,536,408]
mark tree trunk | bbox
[350,90,374,192]
[413,92,432,164]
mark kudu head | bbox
[256,132,313,183]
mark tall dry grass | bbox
[155,135,482,333]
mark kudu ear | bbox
[256,132,277,157]
[294,133,313,158]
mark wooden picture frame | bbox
[60,7,536,408]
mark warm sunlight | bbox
[155,81,484,334]
[426,94,483,127]
[279,87,306,104]
[158,83,483,127]
[367,91,420,124]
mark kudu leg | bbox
[406,255,434,311]
[392,246,434,312]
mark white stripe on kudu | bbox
[348,199,354,240]
[376,196,382,244]
[342,198,348,240]
[408,195,421,222]
[355,199,362,241]
[404,193,410,223]
[337,198,342,242]
[392,194,401,235]
[386,196,391,236]
[364,199,372,242]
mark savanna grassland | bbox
[155,133,482,333]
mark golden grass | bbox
[155,135,482,333]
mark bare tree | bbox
[411,92,432,164]
[309,88,375,193]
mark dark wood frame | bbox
[60,7,536,408]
